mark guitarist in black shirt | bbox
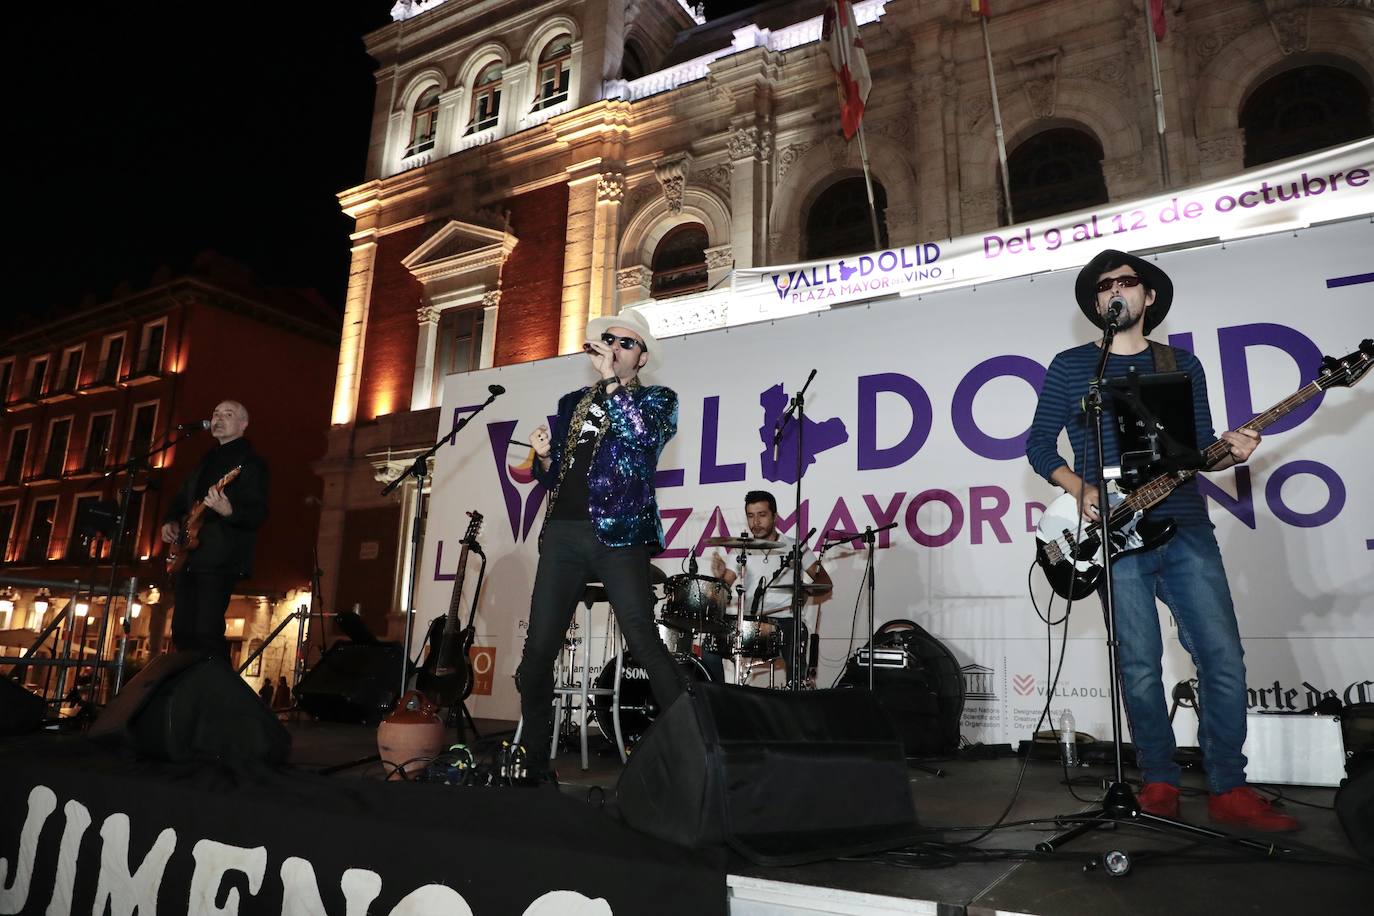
[160,400,268,660]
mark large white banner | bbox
[423,216,1372,748]
[732,138,1373,326]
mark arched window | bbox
[467,62,503,134]
[622,42,647,82]
[406,86,440,157]
[1007,127,1108,223]
[651,224,708,298]
[1241,65,1373,167]
[805,177,888,261]
[533,37,572,111]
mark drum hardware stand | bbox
[823,522,898,690]
[771,367,816,692]
[381,386,504,703]
[1034,309,1281,873]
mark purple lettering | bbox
[862,492,907,548]
[698,396,746,484]
[1265,460,1345,528]
[1217,323,1323,434]
[1197,466,1256,528]
[968,486,1012,544]
[857,373,933,470]
[951,355,1045,460]
[905,489,963,548]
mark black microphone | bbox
[1106,295,1126,325]
[688,550,699,576]
[177,420,210,432]
[488,384,506,396]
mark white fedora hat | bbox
[585,308,661,371]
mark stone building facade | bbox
[317,0,1372,638]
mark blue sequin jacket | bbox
[534,381,678,553]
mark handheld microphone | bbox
[1106,295,1126,325]
[177,420,210,432]
[488,384,506,396]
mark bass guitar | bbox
[165,465,242,578]
[1035,340,1371,600]
[414,510,484,707]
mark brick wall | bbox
[495,183,569,366]
[356,223,432,421]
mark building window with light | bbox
[651,224,709,299]
[3,428,30,486]
[406,86,441,157]
[0,503,17,563]
[127,402,158,463]
[24,497,58,564]
[533,37,571,111]
[438,308,485,380]
[467,63,503,134]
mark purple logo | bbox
[757,383,849,484]
[487,420,547,542]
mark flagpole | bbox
[1145,3,1172,186]
[833,1,883,251]
[980,16,1015,225]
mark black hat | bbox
[1074,249,1174,333]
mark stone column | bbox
[480,290,500,369]
[410,304,441,411]
[559,166,624,352]
[728,125,772,269]
[331,232,378,425]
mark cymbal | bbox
[705,535,783,550]
[765,582,831,594]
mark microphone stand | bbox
[381,387,503,702]
[823,522,898,690]
[1036,313,1281,872]
[93,426,200,702]
[772,369,816,691]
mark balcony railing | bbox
[121,348,164,384]
[79,359,123,392]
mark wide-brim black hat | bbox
[1074,249,1173,333]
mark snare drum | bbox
[703,616,782,659]
[661,574,729,633]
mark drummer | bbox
[710,490,832,683]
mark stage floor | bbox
[283,716,1372,916]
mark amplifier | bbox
[853,648,912,669]
[1242,713,1346,787]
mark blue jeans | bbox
[1108,523,1248,794]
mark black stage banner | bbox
[0,738,724,915]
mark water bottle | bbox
[1058,708,1079,767]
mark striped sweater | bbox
[1025,341,1219,527]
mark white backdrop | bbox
[422,217,1373,747]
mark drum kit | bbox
[580,534,827,748]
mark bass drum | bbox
[590,654,710,746]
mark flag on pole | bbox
[822,0,872,140]
[971,0,991,17]
[1150,0,1167,40]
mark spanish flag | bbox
[971,0,991,17]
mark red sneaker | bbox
[1207,786,1299,832]
[1138,782,1180,817]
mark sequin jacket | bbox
[534,381,678,553]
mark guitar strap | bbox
[1149,340,1178,372]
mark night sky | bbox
[7,1,759,334]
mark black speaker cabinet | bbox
[294,641,403,723]
[617,682,918,865]
[1336,759,1374,863]
[0,676,46,736]
[89,650,290,765]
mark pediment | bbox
[401,219,519,286]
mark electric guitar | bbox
[165,465,242,577]
[1034,340,1372,600]
[414,511,484,707]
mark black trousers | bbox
[171,568,237,660]
[517,520,685,763]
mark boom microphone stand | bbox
[771,369,816,691]
[381,384,505,701]
[823,522,898,690]
[1035,302,1282,873]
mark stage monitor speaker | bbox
[0,676,46,736]
[617,682,917,865]
[90,650,290,765]
[295,641,403,723]
[1336,758,1374,863]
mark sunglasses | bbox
[1095,275,1144,293]
[589,332,647,352]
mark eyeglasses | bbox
[600,332,647,352]
[1095,275,1144,293]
